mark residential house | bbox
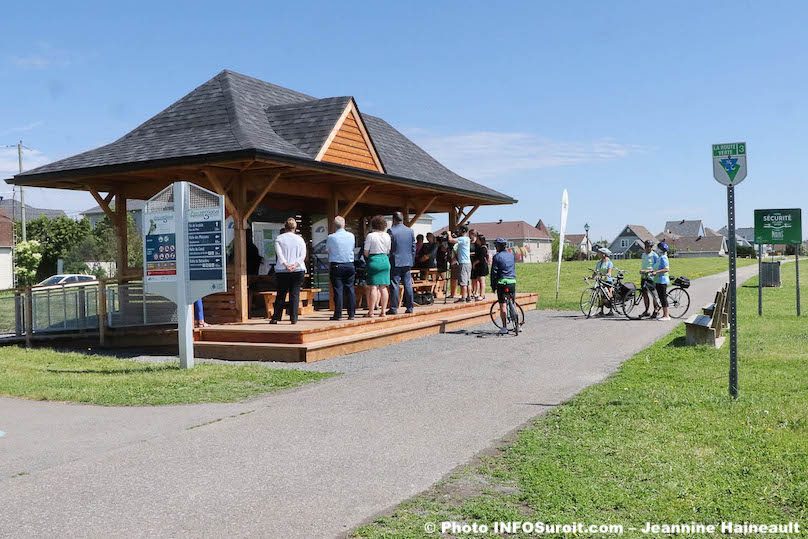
[564,233,594,258]
[438,220,552,262]
[0,199,66,223]
[666,235,727,258]
[0,209,13,288]
[608,224,657,259]
[81,199,146,234]
[662,219,705,238]
[717,226,753,248]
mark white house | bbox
[439,220,552,263]
[0,210,14,289]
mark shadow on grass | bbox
[666,336,689,348]
[44,365,179,375]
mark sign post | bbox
[713,142,747,399]
[144,182,226,369]
[754,208,802,316]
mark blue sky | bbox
[1,0,807,242]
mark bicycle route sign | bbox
[712,142,747,186]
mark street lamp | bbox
[584,223,590,259]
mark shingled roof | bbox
[11,70,512,203]
[663,220,704,237]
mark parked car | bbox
[35,274,98,289]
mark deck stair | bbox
[194,293,538,362]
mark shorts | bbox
[496,282,517,303]
[458,263,472,286]
[655,283,668,308]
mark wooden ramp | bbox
[194,293,538,363]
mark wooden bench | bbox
[259,288,321,319]
[685,284,728,348]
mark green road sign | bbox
[712,142,748,186]
[754,208,802,244]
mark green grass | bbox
[0,347,335,406]
[353,265,807,538]
[518,257,757,311]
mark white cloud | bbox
[404,129,646,180]
[9,43,81,69]
[0,121,44,137]
[0,147,52,180]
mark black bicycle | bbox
[622,275,691,319]
[580,270,629,318]
[489,285,524,335]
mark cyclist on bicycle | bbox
[639,239,660,318]
[491,237,517,335]
[594,247,614,316]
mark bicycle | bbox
[580,269,628,318]
[621,275,691,319]
[489,284,524,335]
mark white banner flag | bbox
[555,189,569,301]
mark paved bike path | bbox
[0,265,757,538]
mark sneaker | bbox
[657,316,672,321]
[465,297,472,303]
[498,327,509,335]
[454,298,465,304]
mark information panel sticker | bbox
[188,207,224,282]
[186,184,226,301]
[144,211,177,282]
[755,208,803,244]
[712,142,747,186]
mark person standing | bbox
[270,217,307,325]
[447,226,473,302]
[326,216,356,321]
[652,242,671,321]
[594,247,615,316]
[471,234,490,301]
[387,212,416,314]
[639,239,661,318]
[363,215,392,317]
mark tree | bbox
[14,240,43,286]
[61,214,143,277]
[20,216,91,280]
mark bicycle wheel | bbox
[490,300,504,329]
[667,287,690,319]
[508,299,520,335]
[622,288,642,319]
[580,288,596,318]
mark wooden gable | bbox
[316,102,384,173]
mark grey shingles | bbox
[266,97,352,157]
[0,200,66,222]
[663,220,704,237]
[15,70,514,203]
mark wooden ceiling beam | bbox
[243,172,282,221]
[339,184,370,219]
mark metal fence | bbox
[0,279,177,340]
[106,281,177,328]
[0,290,24,336]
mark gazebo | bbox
[7,70,531,359]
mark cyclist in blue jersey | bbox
[490,237,517,335]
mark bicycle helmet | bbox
[657,241,669,252]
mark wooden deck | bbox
[194,293,539,363]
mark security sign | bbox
[712,142,747,186]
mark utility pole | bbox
[18,140,26,242]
